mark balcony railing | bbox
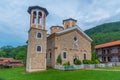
[97,52,120,57]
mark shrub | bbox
[63,61,70,66]
[74,59,81,65]
[83,59,100,64]
[57,54,62,64]
[94,59,100,64]
[83,59,91,64]
[90,60,94,64]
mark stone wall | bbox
[47,35,55,67]
[47,28,92,68]
[26,28,47,72]
[54,30,92,66]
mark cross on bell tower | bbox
[28,6,48,29]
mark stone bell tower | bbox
[26,6,48,72]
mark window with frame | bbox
[84,53,86,59]
[37,32,42,38]
[74,37,77,41]
[37,46,41,52]
[73,37,78,49]
[63,52,67,59]
[50,52,52,59]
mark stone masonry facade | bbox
[26,6,92,72]
[47,29,92,68]
[26,28,47,72]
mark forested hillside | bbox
[0,45,27,63]
[85,22,120,45]
[0,22,120,62]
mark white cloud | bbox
[85,8,110,23]
[0,0,120,47]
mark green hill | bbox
[85,22,120,45]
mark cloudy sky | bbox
[0,0,120,47]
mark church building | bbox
[26,6,92,72]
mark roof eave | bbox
[55,26,93,42]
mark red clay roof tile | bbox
[95,40,120,49]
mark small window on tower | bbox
[37,32,42,38]
[36,45,42,52]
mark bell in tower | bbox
[28,6,48,29]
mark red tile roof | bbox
[0,58,13,60]
[95,40,120,49]
[0,58,22,64]
[9,60,22,63]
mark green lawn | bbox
[0,67,120,80]
[102,66,120,70]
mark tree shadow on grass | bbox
[0,78,5,80]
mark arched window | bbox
[63,52,67,59]
[73,56,79,64]
[73,37,78,49]
[37,32,42,38]
[36,46,41,52]
[84,54,86,59]
[50,52,52,59]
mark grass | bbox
[0,67,120,80]
[102,66,120,70]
